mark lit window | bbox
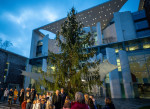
[100,16,101,18]
[51,66,56,71]
[129,46,139,51]
[93,19,94,20]
[118,5,120,7]
[6,62,9,64]
[143,44,150,49]
[104,24,105,25]
[110,13,112,15]
[117,59,121,71]
[105,15,106,16]
[95,18,96,19]
[117,59,120,63]
[5,69,8,71]
[118,67,121,71]
[99,12,100,13]
[85,17,86,18]
[115,49,119,53]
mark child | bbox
[26,99,32,109]
[21,99,27,109]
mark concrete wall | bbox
[0,49,27,88]
[30,31,43,58]
[96,22,103,45]
[48,39,60,54]
[103,23,117,44]
[106,48,122,98]
[114,11,136,42]
[42,35,49,56]
[119,50,134,98]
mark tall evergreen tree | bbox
[41,7,100,98]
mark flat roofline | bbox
[0,48,28,59]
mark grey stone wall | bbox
[0,49,27,88]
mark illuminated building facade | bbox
[25,0,150,98]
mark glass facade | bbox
[128,51,150,98]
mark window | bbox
[117,59,121,71]
[143,43,150,49]
[129,45,139,51]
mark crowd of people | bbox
[0,87,115,109]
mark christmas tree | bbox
[41,7,101,98]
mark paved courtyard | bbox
[96,98,150,109]
[0,102,21,109]
[0,98,150,109]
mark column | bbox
[42,34,49,56]
[24,59,32,89]
[106,48,122,98]
[42,59,47,72]
[96,22,103,45]
[119,50,134,98]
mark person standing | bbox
[14,89,18,104]
[71,92,89,109]
[21,99,27,109]
[103,98,115,109]
[3,88,9,102]
[60,88,66,108]
[30,88,35,103]
[24,88,30,100]
[26,99,32,109]
[8,89,13,105]
[52,90,61,109]
[0,88,4,101]
[19,89,24,105]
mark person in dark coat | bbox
[88,98,95,109]
[19,89,24,105]
[26,99,32,109]
[52,90,61,109]
[30,88,36,103]
[8,89,13,105]
[0,88,4,101]
[60,88,66,108]
[103,98,115,109]
[24,88,30,100]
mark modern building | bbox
[0,48,27,89]
[25,0,150,98]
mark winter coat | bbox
[19,91,24,102]
[60,93,66,107]
[14,90,18,99]
[35,103,41,109]
[4,89,9,97]
[52,94,61,109]
[71,102,89,109]
[21,101,27,109]
[26,102,32,109]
